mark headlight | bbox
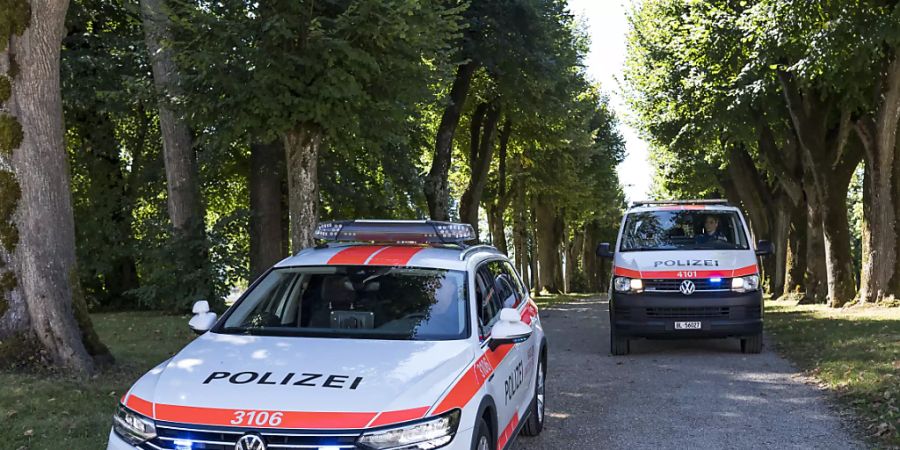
[357,409,460,450]
[113,403,156,445]
[614,277,642,292]
[731,275,760,293]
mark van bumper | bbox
[610,290,763,338]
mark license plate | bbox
[675,321,701,330]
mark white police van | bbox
[109,220,547,450]
[598,200,773,355]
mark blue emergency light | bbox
[314,220,476,244]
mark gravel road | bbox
[514,296,864,450]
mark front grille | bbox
[140,423,359,450]
[645,307,730,318]
[643,278,730,292]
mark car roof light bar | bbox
[314,220,476,244]
[630,199,730,207]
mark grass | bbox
[765,300,900,447]
[532,292,599,308]
[0,312,195,450]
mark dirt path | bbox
[514,296,864,450]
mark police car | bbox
[109,220,548,450]
[598,200,773,355]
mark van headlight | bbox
[357,409,460,450]
[113,403,156,445]
[731,275,760,293]
[614,277,643,293]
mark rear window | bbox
[216,266,468,340]
[620,210,749,251]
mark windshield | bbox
[620,210,749,251]
[218,266,468,340]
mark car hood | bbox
[125,332,474,428]
[615,249,758,277]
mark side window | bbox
[476,266,504,338]
[485,260,521,309]
[502,261,527,304]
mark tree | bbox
[1,0,110,374]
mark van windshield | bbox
[620,210,749,251]
[217,266,468,340]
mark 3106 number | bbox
[230,410,284,426]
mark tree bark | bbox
[782,203,807,300]
[484,118,512,254]
[249,140,286,279]
[6,0,108,374]
[769,193,792,299]
[512,155,529,283]
[284,123,322,252]
[855,49,900,302]
[424,61,478,220]
[801,173,828,304]
[535,198,563,294]
[459,102,501,235]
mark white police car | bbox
[109,220,547,450]
[598,200,773,355]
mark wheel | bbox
[471,417,493,450]
[741,333,763,354]
[610,327,630,356]
[521,356,546,436]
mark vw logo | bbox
[235,434,266,450]
[679,280,696,295]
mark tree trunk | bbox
[5,0,109,374]
[726,143,776,288]
[860,161,873,300]
[535,198,562,294]
[801,185,828,304]
[459,102,501,235]
[424,61,478,221]
[512,156,528,282]
[487,205,506,254]
[769,193,792,299]
[820,173,858,306]
[782,204,807,300]
[249,140,286,279]
[855,50,900,302]
[284,123,322,252]
[581,222,601,292]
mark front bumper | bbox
[107,426,476,450]
[610,290,762,338]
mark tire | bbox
[741,333,763,354]
[610,327,630,356]
[521,356,546,436]
[472,417,493,450]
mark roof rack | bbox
[314,220,476,245]
[630,199,730,207]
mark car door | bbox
[476,262,526,448]
[499,260,540,415]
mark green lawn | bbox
[765,301,900,447]
[532,292,598,308]
[0,312,195,450]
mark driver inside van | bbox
[695,215,727,244]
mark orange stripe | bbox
[497,412,520,449]
[368,407,429,427]
[126,394,154,417]
[366,246,424,266]
[732,265,758,277]
[433,335,517,414]
[327,246,386,265]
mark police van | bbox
[598,200,773,355]
[109,220,547,450]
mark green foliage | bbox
[0,170,19,253]
[0,0,30,51]
[0,113,23,154]
[0,75,10,103]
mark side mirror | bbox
[756,240,774,257]
[596,242,613,259]
[189,300,217,335]
[489,308,533,350]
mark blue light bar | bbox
[314,220,476,244]
[710,277,722,283]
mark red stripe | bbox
[497,412,520,449]
[126,395,427,429]
[368,407,429,427]
[366,246,424,266]
[327,246,386,265]
[613,266,641,278]
[126,395,154,417]
[614,265,757,279]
